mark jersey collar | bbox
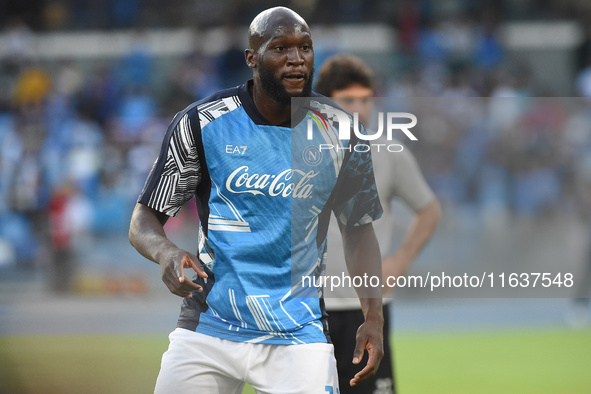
[238,80,310,128]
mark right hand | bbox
[160,249,208,298]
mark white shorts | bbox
[154,328,339,394]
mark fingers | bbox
[349,346,382,387]
[349,361,378,387]
[349,336,368,387]
[352,336,365,365]
[162,253,206,298]
[350,324,384,387]
[179,274,204,292]
[162,274,195,298]
[183,255,208,279]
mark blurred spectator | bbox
[0,115,20,212]
[12,64,52,108]
[92,166,134,234]
[80,62,121,126]
[0,212,38,268]
[168,50,223,106]
[62,102,104,197]
[53,59,84,98]
[441,66,479,97]
[0,238,16,268]
[3,112,46,269]
[395,0,421,55]
[43,1,70,30]
[119,28,154,91]
[490,64,532,98]
[439,12,474,64]
[217,28,250,88]
[417,19,448,66]
[114,87,156,142]
[472,26,505,70]
[47,183,75,292]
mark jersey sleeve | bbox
[138,112,202,217]
[332,136,383,227]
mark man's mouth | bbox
[283,73,306,82]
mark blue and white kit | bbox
[139,80,382,345]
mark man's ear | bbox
[245,49,257,69]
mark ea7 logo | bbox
[226,145,247,155]
[307,109,418,141]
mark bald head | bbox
[248,7,310,52]
[244,6,314,119]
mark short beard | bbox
[258,65,314,106]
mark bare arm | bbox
[129,202,207,297]
[382,198,440,292]
[339,221,384,387]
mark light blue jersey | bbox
[139,80,381,344]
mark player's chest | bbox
[202,120,338,203]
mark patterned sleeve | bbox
[138,112,202,217]
[332,136,383,227]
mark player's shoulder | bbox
[165,85,241,130]
[308,92,354,121]
[306,92,359,140]
[197,85,242,107]
[183,85,244,123]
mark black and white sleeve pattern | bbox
[138,112,202,217]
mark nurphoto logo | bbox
[307,108,418,153]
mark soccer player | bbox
[315,54,441,393]
[129,7,384,393]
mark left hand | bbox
[350,318,384,386]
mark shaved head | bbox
[248,7,310,52]
[244,6,314,123]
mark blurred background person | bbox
[315,54,440,394]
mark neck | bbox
[250,80,291,125]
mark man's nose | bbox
[286,47,304,65]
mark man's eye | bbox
[275,46,285,51]
[301,45,311,51]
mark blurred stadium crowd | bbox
[2,0,591,293]
[3,0,591,30]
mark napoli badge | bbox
[302,145,322,166]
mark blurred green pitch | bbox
[1,328,590,393]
